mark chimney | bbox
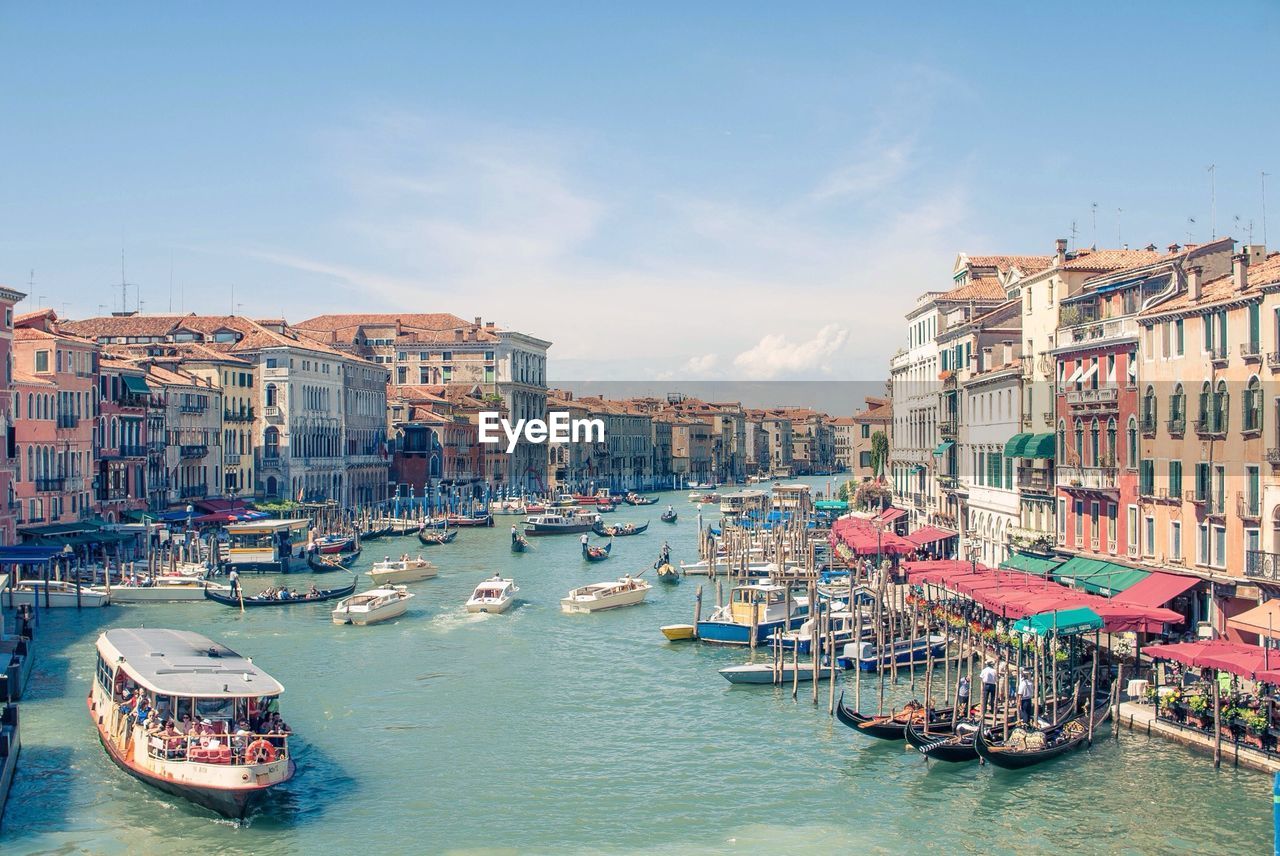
[1246,244,1268,267]
[1233,252,1249,292]
[454,329,464,341]
[1166,243,1180,253]
[474,316,481,326]
[1187,266,1202,302]
[1055,238,1067,265]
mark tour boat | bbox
[718,662,839,685]
[836,635,947,672]
[367,557,438,585]
[99,577,230,603]
[223,519,310,573]
[695,582,809,646]
[87,628,294,818]
[331,586,415,625]
[560,576,652,614]
[523,510,600,535]
[3,580,111,608]
[465,576,519,613]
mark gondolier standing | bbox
[979,660,997,719]
[956,674,970,714]
[511,524,519,544]
[580,533,589,548]
[1017,670,1034,724]
[227,568,240,597]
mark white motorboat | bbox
[3,580,111,608]
[560,576,652,614]
[99,577,229,603]
[331,586,415,625]
[465,576,519,613]
[523,510,599,536]
[367,556,438,585]
[719,662,839,684]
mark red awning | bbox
[1114,571,1200,608]
[905,526,957,547]
[1226,600,1280,639]
[1144,640,1277,679]
[875,507,906,524]
[830,517,916,556]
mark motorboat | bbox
[87,628,294,818]
[465,576,519,613]
[99,576,230,603]
[837,635,947,672]
[331,586,415,626]
[560,576,652,614]
[3,580,111,608]
[523,510,600,536]
[678,557,775,577]
[718,662,840,684]
[660,624,696,641]
[767,609,874,655]
[312,534,356,554]
[367,556,438,585]
[695,581,808,646]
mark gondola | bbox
[204,576,357,607]
[660,510,678,523]
[307,546,362,573]
[582,541,612,562]
[834,692,954,741]
[974,697,1111,770]
[446,513,494,527]
[592,521,649,537]
[417,528,458,546]
[655,563,680,583]
[359,525,393,541]
[510,535,529,553]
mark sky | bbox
[2,3,1278,387]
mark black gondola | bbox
[307,546,362,573]
[417,528,458,546]
[973,698,1111,770]
[204,576,357,607]
[582,540,612,562]
[660,510,678,523]
[834,692,955,741]
[625,495,658,506]
[511,536,529,553]
[592,521,649,537]
[360,525,393,541]
[655,563,680,583]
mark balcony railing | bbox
[1242,341,1262,361]
[179,403,207,413]
[938,475,958,490]
[1139,414,1157,434]
[1166,415,1186,435]
[1194,414,1228,437]
[1066,387,1119,406]
[118,444,146,458]
[179,445,208,459]
[224,452,241,465]
[224,408,255,422]
[1208,344,1228,367]
[1062,316,1138,345]
[1269,352,1280,370]
[939,419,957,439]
[1017,472,1054,494]
[263,405,281,419]
[34,477,66,492]
[1246,551,1280,583]
[1239,493,1262,520]
[1268,448,1280,465]
[1057,465,1117,490]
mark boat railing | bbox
[144,730,291,766]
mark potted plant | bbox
[1186,693,1209,729]
[1242,712,1269,749]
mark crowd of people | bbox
[117,686,293,763]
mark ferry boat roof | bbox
[98,628,284,698]
[225,518,309,533]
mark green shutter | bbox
[1249,304,1261,347]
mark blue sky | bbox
[2,3,1277,382]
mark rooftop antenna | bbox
[1263,171,1271,247]
[1090,202,1098,248]
[1069,219,1079,250]
[1207,164,1216,238]
[114,249,136,314]
[168,252,174,313]
[1116,207,1122,247]
[1186,217,1196,245]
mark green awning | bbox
[1003,433,1033,457]
[1023,433,1056,459]
[1000,551,1064,577]
[814,500,848,511]
[1053,556,1149,596]
[909,464,925,474]
[1013,607,1104,637]
[122,375,152,394]
[932,441,954,457]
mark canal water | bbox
[0,478,1271,854]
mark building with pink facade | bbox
[0,285,26,544]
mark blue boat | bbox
[837,635,947,671]
[695,582,809,646]
[767,609,875,655]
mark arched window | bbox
[1074,420,1084,464]
[265,384,277,408]
[1107,418,1117,464]
[1127,417,1138,468]
[1170,383,1185,431]
[264,426,279,458]
[26,393,32,420]
[1090,418,1100,466]
[1215,380,1229,433]
[1198,381,1212,429]
[1142,385,1157,430]
[1244,376,1262,433]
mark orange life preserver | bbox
[246,739,277,764]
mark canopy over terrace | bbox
[830,516,916,556]
[1143,640,1278,680]
[903,561,1181,633]
[903,525,957,548]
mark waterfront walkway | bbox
[1118,701,1280,774]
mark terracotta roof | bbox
[828,416,858,426]
[964,255,1055,275]
[1141,252,1280,317]
[294,313,473,333]
[12,368,54,387]
[61,314,368,363]
[1059,248,1165,272]
[102,341,253,365]
[942,276,1009,302]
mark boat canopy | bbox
[1011,607,1104,637]
[98,628,284,698]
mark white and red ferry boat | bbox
[87,628,295,818]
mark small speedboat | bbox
[560,576,652,614]
[367,556,438,585]
[837,635,947,672]
[332,586,415,625]
[466,576,519,614]
[661,624,696,641]
[719,662,839,685]
[100,576,229,603]
[3,580,111,608]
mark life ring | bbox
[246,739,277,763]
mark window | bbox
[1124,505,1136,556]
[264,427,279,458]
[861,424,870,438]
[1074,420,1084,464]
[1243,376,1262,433]
[1089,419,1100,466]
[1125,417,1137,468]
[1170,521,1182,561]
[1169,384,1185,432]
[1173,319,1184,356]
[1248,303,1261,352]
[1141,387,1157,431]
[1213,525,1226,568]
[1138,460,1155,496]
[1144,516,1155,557]
[1194,462,1210,502]
[859,451,872,468]
[1091,501,1101,549]
[1168,460,1182,498]
[34,350,49,372]
[1074,500,1083,544]
[1057,498,1066,544]
[1057,420,1066,461]
[1246,465,1260,516]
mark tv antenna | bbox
[1263,171,1271,246]
[1207,164,1216,238]
[1069,219,1078,249]
[1090,202,1097,248]
[1116,208,1123,247]
[114,249,136,313]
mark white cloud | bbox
[733,324,850,380]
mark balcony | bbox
[1268,448,1280,465]
[1057,465,1117,491]
[1269,352,1280,370]
[34,477,66,492]
[224,408,255,422]
[1246,551,1280,583]
[260,453,282,469]
[179,445,208,459]
[178,485,207,500]
[1017,471,1054,495]
[1194,414,1228,437]
[1061,315,1138,346]
[179,403,207,414]
[224,452,242,465]
[938,474,958,491]
[1185,489,1207,506]
[1238,493,1262,521]
[1166,416,1186,435]
[939,419,957,439]
[264,405,281,420]
[1209,344,1228,367]
[118,444,146,458]
[1242,341,1262,361]
[56,414,77,429]
[1065,387,1119,407]
[262,367,288,378]
[1139,414,1157,435]
[911,492,925,509]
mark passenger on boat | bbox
[307,585,319,598]
[178,714,194,735]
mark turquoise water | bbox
[0,477,1272,854]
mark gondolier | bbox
[979,660,997,715]
[1017,670,1034,724]
[956,675,970,713]
[227,568,240,596]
